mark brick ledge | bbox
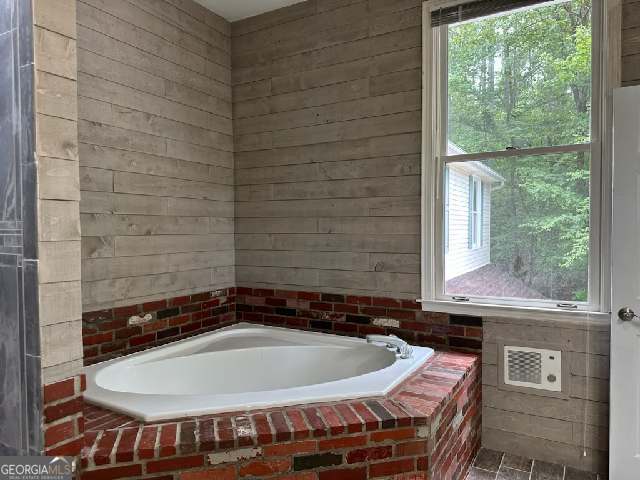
[81,351,479,468]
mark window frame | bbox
[420,0,615,319]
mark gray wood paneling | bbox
[31,0,84,387]
[78,0,233,311]
[231,1,619,473]
[233,2,422,299]
[623,0,640,84]
[482,317,610,472]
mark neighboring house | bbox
[443,142,545,299]
[444,142,503,281]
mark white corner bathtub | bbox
[84,323,433,421]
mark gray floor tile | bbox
[531,460,565,480]
[502,453,533,472]
[466,467,498,480]
[565,467,598,480]
[474,448,504,472]
[466,448,604,480]
[497,467,530,480]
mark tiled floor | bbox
[465,448,607,480]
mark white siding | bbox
[444,164,492,280]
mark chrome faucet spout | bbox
[366,334,413,359]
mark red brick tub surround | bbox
[234,288,483,353]
[82,288,236,365]
[44,374,86,457]
[81,287,483,368]
[80,351,480,480]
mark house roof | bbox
[447,141,505,184]
[445,264,545,300]
[446,142,467,156]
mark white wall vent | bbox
[503,346,561,391]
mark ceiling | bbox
[194,0,306,22]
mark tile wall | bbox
[0,0,41,455]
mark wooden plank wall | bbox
[232,0,423,299]
[33,0,84,384]
[482,317,610,473]
[231,0,617,474]
[623,0,640,84]
[76,0,235,311]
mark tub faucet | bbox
[366,334,413,359]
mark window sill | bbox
[420,299,610,325]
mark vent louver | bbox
[503,346,561,392]
[507,350,542,384]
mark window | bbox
[422,0,611,315]
[444,165,450,252]
[469,176,482,249]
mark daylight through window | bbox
[426,0,602,311]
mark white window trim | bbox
[420,0,618,320]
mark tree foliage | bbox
[447,0,592,301]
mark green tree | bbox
[447,0,592,301]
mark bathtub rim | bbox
[83,322,434,421]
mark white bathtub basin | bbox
[84,323,433,421]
